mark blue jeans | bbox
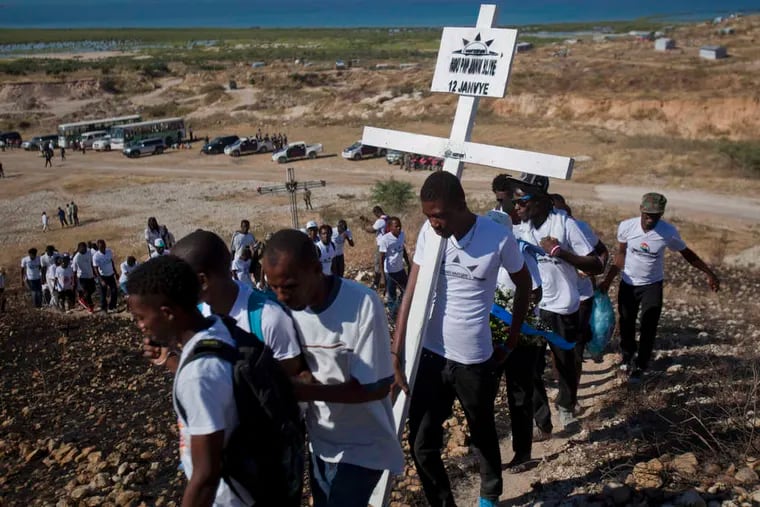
[26,279,43,308]
[309,454,383,507]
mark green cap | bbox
[641,192,667,214]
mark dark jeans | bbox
[26,279,43,308]
[99,275,118,310]
[534,310,580,417]
[504,344,542,457]
[385,269,408,305]
[576,298,594,382]
[618,280,663,370]
[332,254,345,278]
[79,277,96,308]
[409,349,502,506]
[309,454,383,507]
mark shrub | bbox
[370,178,415,212]
[717,140,760,177]
[200,83,224,94]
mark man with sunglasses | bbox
[598,193,719,382]
[512,181,604,431]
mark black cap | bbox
[519,173,549,193]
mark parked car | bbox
[342,141,386,161]
[272,142,323,163]
[92,136,112,151]
[201,135,239,155]
[385,149,404,165]
[224,137,274,157]
[80,130,109,149]
[122,138,165,158]
[0,131,22,147]
[22,134,58,151]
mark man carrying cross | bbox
[392,171,531,507]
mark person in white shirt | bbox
[377,217,410,310]
[393,172,532,507]
[150,238,170,258]
[331,219,354,278]
[145,217,163,256]
[40,245,58,305]
[41,211,49,232]
[230,219,256,260]
[305,220,319,244]
[316,225,337,276]
[599,193,719,381]
[119,256,139,295]
[359,206,388,290]
[73,242,96,311]
[55,255,76,311]
[21,247,43,308]
[263,229,404,507]
[126,256,253,506]
[46,256,60,309]
[92,239,119,313]
[231,247,255,289]
[513,181,603,431]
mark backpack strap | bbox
[247,289,275,343]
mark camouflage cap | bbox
[640,192,667,214]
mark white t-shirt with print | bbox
[316,241,336,276]
[231,232,256,260]
[21,255,42,281]
[119,261,139,285]
[288,277,404,474]
[378,231,406,274]
[518,211,594,315]
[574,219,599,301]
[332,229,353,256]
[73,251,95,279]
[413,216,525,365]
[372,216,387,246]
[92,249,115,277]
[55,265,75,291]
[618,217,686,286]
[173,315,251,507]
[200,281,301,361]
[231,258,255,288]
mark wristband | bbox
[550,245,561,257]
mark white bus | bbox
[57,115,141,148]
[109,117,186,150]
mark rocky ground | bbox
[1,255,759,506]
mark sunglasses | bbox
[512,194,533,206]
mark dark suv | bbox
[201,135,239,155]
[122,138,166,158]
[0,131,22,147]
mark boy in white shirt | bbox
[377,217,410,310]
[331,219,354,278]
[92,239,119,313]
[599,193,719,381]
[42,211,49,232]
[73,242,96,312]
[21,247,43,308]
[46,256,60,309]
[230,220,256,260]
[119,256,139,295]
[359,206,388,290]
[231,247,255,289]
[263,229,404,507]
[55,255,76,311]
[316,224,337,276]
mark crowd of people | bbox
[7,170,722,507]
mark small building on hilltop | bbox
[516,42,533,52]
[699,45,728,60]
[655,38,676,51]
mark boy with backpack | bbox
[128,255,302,506]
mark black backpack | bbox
[175,316,304,507]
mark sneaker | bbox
[505,453,533,473]
[479,498,498,507]
[533,426,552,442]
[558,407,576,428]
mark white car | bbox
[92,137,112,151]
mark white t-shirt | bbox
[42,214,49,225]
[618,217,686,286]
[55,265,75,291]
[119,261,139,285]
[332,229,353,256]
[497,243,541,293]
[46,264,57,288]
[40,252,56,274]
[72,251,95,279]
[574,219,599,301]
[231,258,254,288]
[288,277,403,474]
[21,255,42,281]
[316,241,336,276]
[173,315,251,507]
[92,249,115,277]
[378,231,406,274]
[518,211,594,315]
[413,216,525,365]
[231,231,256,260]
[150,249,170,259]
[372,216,387,246]
[145,228,163,250]
[200,282,301,361]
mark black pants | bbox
[409,349,502,506]
[79,277,96,308]
[332,254,345,278]
[504,344,541,457]
[99,275,118,311]
[618,280,663,370]
[575,298,594,382]
[533,310,580,419]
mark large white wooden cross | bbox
[365,5,574,506]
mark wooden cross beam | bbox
[256,167,326,229]
[366,5,574,506]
